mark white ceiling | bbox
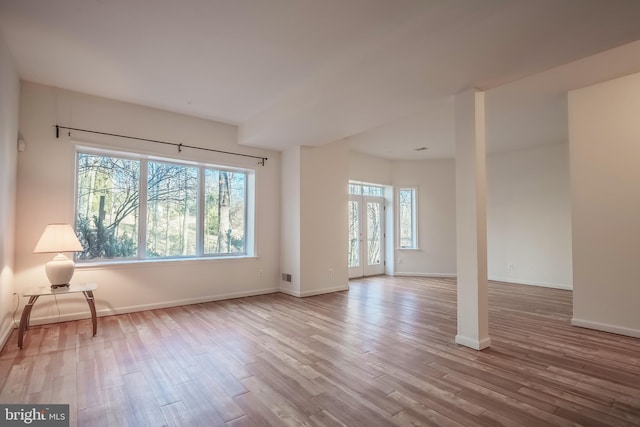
[2,0,640,159]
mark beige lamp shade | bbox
[34,224,83,287]
[34,224,83,253]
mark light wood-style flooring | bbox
[1,276,639,426]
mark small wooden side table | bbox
[18,283,98,348]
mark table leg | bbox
[18,296,39,349]
[83,290,97,336]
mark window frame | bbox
[74,145,255,264]
[348,182,384,197]
[397,186,418,250]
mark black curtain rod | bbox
[55,125,268,166]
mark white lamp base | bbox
[45,253,76,288]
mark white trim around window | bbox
[397,186,418,250]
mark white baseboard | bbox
[299,284,349,297]
[24,287,281,326]
[391,273,572,290]
[389,273,571,290]
[489,275,572,290]
[0,320,15,352]
[455,334,491,350]
[280,284,349,298]
[571,317,640,339]
[393,272,457,278]
[278,288,300,297]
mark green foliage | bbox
[206,191,220,236]
[225,229,245,254]
[76,214,136,260]
[76,151,247,260]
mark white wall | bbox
[348,150,392,185]
[0,29,20,349]
[569,72,640,338]
[280,142,349,297]
[487,143,572,289]
[280,146,301,295]
[300,142,349,295]
[392,159,457,277]
[15,83,280,324]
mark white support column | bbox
[454,89,491,350]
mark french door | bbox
[348,195,385,278]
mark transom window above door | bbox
[348,183,383,197]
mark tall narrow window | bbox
[398,188,417,249]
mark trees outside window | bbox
[398,188,417,249]
[348,200,360,268]
[204,169,246,255]
[146,161,198,257]
[76,153,139,260]
[367,202,381,265]
[75,149,251,262]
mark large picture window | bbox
[75,148,252,262]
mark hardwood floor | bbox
[1,276,639,426]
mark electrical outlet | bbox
[328,268,333,278]
[508,263,514,270]
[258,269,263,278]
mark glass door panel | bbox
[367,202,381,265]
[348,196,363,278]
[364,198,384,276]
[348,200,360,269]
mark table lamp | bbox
[33,223,84,288]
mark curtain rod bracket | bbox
[178,143,183,153]
[55,125,59,139]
